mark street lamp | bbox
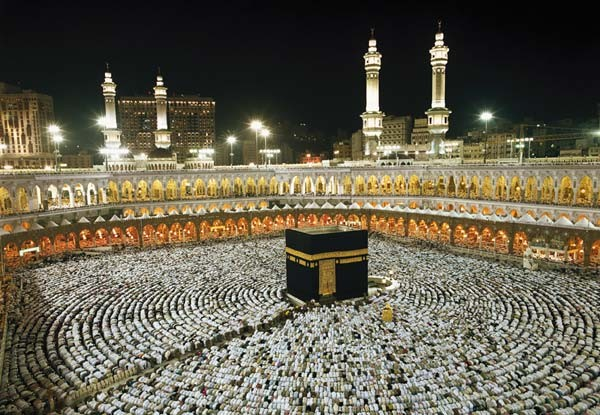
[479,112,493,164]
[250,120,263,165]
[260,128,270,165]
[226,135,236,166]
[48,124,63,172]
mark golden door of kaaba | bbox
[318,259,336,296]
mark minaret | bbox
[101,65,122,151]
[425,21,451,157]
[360,29,384,159]
[154,70,171,149]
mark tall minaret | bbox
[425,21,451,157]
[154,70,171,149]
[360,29,384,159]
[101,65,122,151]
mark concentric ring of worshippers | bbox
[0,238,288,414]
[2,235,600,414]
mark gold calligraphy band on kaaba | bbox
[285,247,368,262]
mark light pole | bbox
[48,125,63,172]
[260,128,270,166]
[250,120,263,165]
[479,111,493,164]
[226,135,236,166]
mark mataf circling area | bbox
[1,236,600,414]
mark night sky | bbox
[1,1,599,152]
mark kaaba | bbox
[285,226,368,302]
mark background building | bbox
[0,82,55,168]
[411,118,431,146]
[380,115,413,147]
[62,152,93,169]
[332,140,352,160]
[118,95,215,162]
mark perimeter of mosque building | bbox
[0,24,599,415]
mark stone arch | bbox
[60,184,74,207]
[281,181,290,195]
[257,177,268,196]
[558,176,573,205]
[380,175,392,195]
[328,176,339,194]
[124,226,139,245]
[151,180,164,200]
[315,176,327,195]
[106,181,119,203]
[481,176,493,199]
[285,214,296,228]
[246,177,257,196]
[207,179,218,197]
[540,176,555,204]
[169,222,183,242]
[408,175,420,196]
[354,176,366,195]
[466,226,479,249]
[236,218,248,235]
[394,176,406,195]
[524,176,537,202]
[447,176,456,197]
[156,223,169,244]
[109,227,123,245]
[303,176,314,194]
[142,224,155,245]
[457,176,467,198]
[422,178,435,196]
[79,229,94,249]
[436,176,446,196]
[39,236,53,256]
[194,179,206,198]
[469,176,480,199]
[233,178,244,196]
[576,175,593,206]
[481,227,494,251]
[513,231,528,256]
[269,177,279,195]
[224,218,237,237]
[46,184,58,208]
[367,175,379,195]
[407,219,418,237]
[495,229,509,254]
[221,178,231,197]
[180,179,192,198]
[15,187,29,212]
[509,176,522,202]
[137,180,149,200]
[494,176,507,200]
[121,181,134,202]
[440,223,451,243]
[94,228,109,246]
[342,176,353,195]
[565,236,584,265]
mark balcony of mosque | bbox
[2,208,600,271]
[2,193,600,245]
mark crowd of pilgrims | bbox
[1,235,599,414]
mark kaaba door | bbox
[318,259,336,296]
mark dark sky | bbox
[1,0,599,152]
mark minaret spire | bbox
[101,66,121,144]
[153,71,171,149]
[425,21,451,157]
[360,29,384,159]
